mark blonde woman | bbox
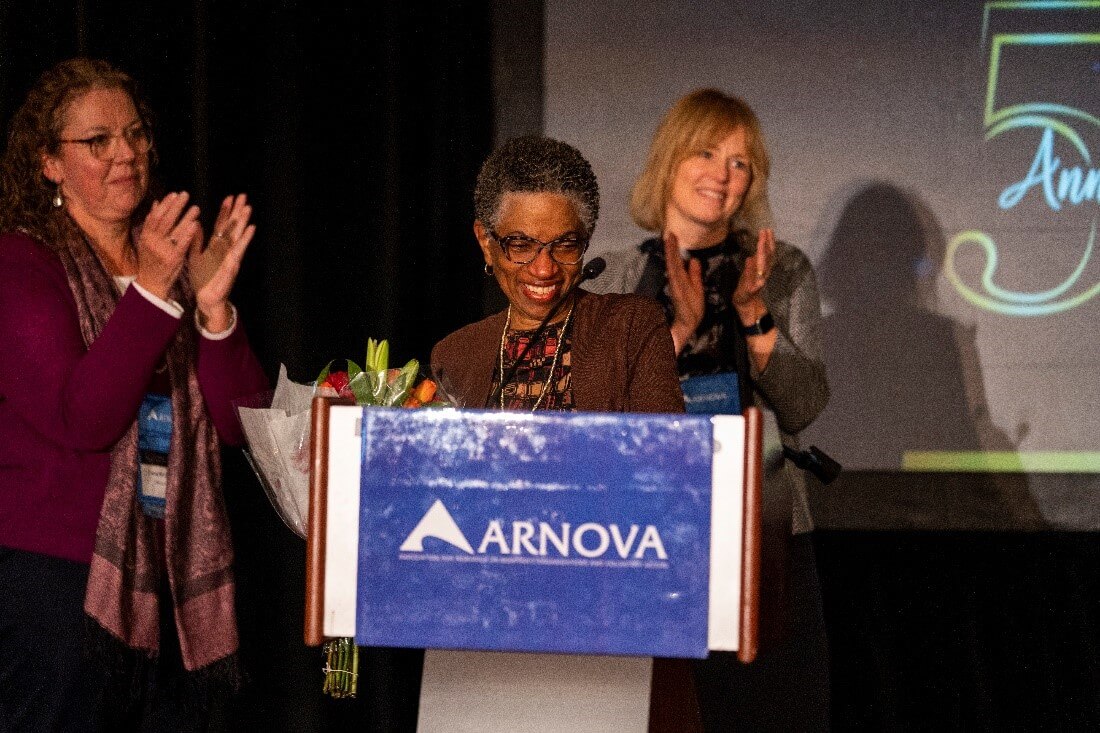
[590,88,831,730]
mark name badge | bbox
[680,372,741,415]
[137,393,172,519]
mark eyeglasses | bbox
[58,124,153,162]
[488,229,588,265]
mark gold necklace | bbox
[497,302,575,411]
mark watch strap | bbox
[739,311,775,336]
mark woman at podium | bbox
[432,136,707,728]
[431,135,684,416]
[588,88,832,730]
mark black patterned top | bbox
[639,232,751,383]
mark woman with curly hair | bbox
[0,58,268,730]
[431,136,704,729]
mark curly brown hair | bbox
[0,58,155,246]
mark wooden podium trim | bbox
[738,406,763,663]
[304,395,354,646]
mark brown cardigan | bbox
[431,289,701,731]
[431,290,685,413]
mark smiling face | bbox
[476,191,586,330]
[41,86,149,233]
[664,126,752,247]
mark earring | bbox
[52,184,64,209]
[484,264,494,276]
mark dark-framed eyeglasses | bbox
[488,229,589,265]
[58,123,153,162]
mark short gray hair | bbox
[473,136,600,235]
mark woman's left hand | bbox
[732,228,775,317]
[732,228,778,371]
[190,194,256,333]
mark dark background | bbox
[1,1,1097,730]
[0,0,493,377]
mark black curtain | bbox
[1,2,491,729]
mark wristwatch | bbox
[739,311,775,336]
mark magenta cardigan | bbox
[0,232,269,564]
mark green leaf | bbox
[384,358,420,406]
[365,339,377,372]
[315,360,335,386]
[376,341,390,373]
[349,371,377,405]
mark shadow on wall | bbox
[805,181,1044,529]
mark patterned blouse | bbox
[491,319,575,411]
[641,231,750,379]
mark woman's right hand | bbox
[663,231,705,354]
[136,192,200,300]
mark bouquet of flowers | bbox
[237,338,447,697]
[314,338,444,409]
[237,339,446,538]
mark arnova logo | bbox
[399,499,668,561]
[399,499,475,554]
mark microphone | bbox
[579,256,606,282]
[486,256,606,408]
[782,445,842,484]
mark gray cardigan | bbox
[587,239,829,533]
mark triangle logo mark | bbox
[399,499,475,554]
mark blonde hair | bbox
[630,88,771,234]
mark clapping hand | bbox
[190,194,256,333]
[136,192,200,300]
[732,228,775,315]
[664,231,705,355]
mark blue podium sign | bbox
[355,409,715,658]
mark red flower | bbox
[327,371,350,392]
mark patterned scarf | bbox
[53,223,239,691]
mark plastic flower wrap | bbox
[236,338,449,697]
[238,339,447,538]
[236,366,314,537]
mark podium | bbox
[304,398,768,731]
